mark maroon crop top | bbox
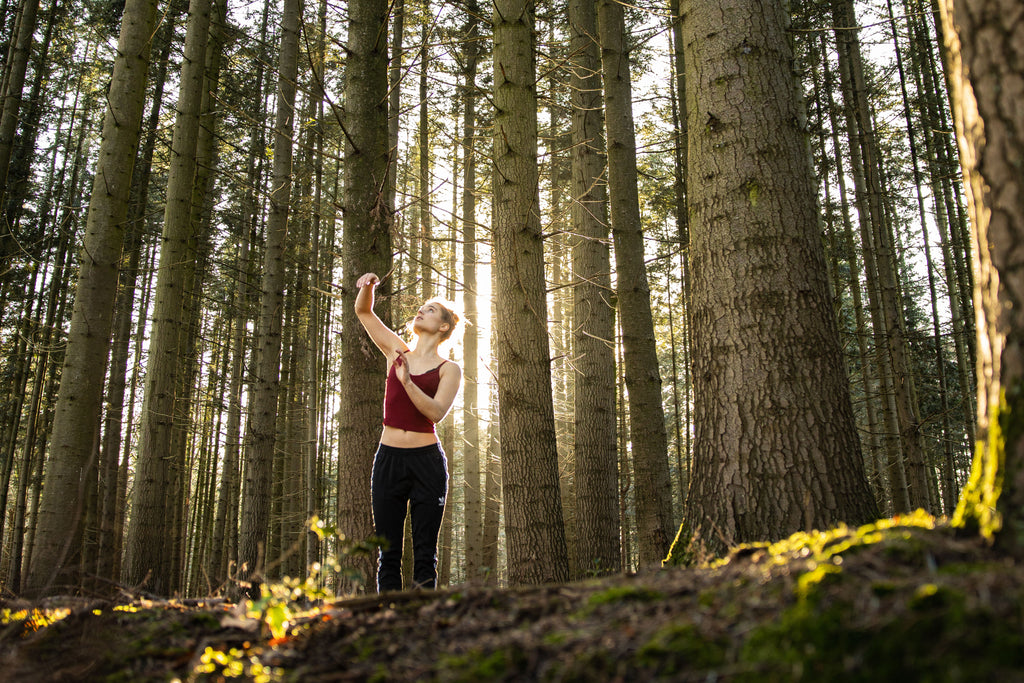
[382,360,447,433]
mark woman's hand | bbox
[394,349,411,385]
[356,272,380,288]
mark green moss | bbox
[438,646,527,682]
[586,585,664,608]
[739,581,1024,682]
[542,630,568,646]
[635,622,728,673]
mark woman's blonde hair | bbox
[406,297,464,343]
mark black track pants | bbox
[371,442,449,592]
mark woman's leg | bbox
[371,445,411,592]
[408,445,449,589]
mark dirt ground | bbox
[2,516,1023,681]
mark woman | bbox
[354,272,462,592]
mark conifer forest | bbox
[0,0,1019,605]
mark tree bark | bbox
[492,0,569,585]
[337,0,393,593]
[125,0,213,594]
[23,0,159,598]
[460,1,484,582]
[941,0,1024,552]
[597,0,674,565]
[676,0,878,558]
[568,0,619,576]
[238,0,301,594]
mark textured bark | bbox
[238,0,301,591]
[24,0,159,597]
[568,0,619,576]
[678,0,878,557]
[492,0,569,585]
[597,0,674,565]
[125,0,212,593]
[95,11,175,592]
[337,0,393,593]
[942,0,1024,553]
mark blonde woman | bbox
[354,272,462,591]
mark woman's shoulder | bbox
[438,358,462,376]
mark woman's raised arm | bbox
[354,273,407,360]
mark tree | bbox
[676,0,878,558]
[125,0,214,594]
[597,0,675,567]
[492,0,569,585]
[237,0,301,592]
[568,0,620,575]
[23,0,160,598]
[337,0,394,592]
[0,0,41,254]
[941,0,1024,552]
[460,1,485,582]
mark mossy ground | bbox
[2,514,1023,681]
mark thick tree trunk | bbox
[492,0,569,585]
[23,0,158,598]
[337,0,393,593]
[677,0,878,558]
[941,0,1024,553]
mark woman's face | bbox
[413,302,450,337]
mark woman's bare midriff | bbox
[380,425,440,448]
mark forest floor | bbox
[2,511,1023,682]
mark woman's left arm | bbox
[399,362,463,424]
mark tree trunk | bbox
[238,0,301,594]
[597,0,674,565]
[492,0,569,585]
[124,0,213,594]
[676,0,878,558]
[568,0,619,577]
[941,0,1024,552]
[460,2,484,582]
[23,0,159,598]
[0,0,40,255]
[337,0,393,593]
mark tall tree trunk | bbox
[597,0,674,565]
[460,1,484,582]
[568,0,619,577]
[238,0,301,594]
[124,0,213,594]
[941,0,1024,553]
[95,10,175,592]
[819,35,887,510]
[493,0,569,586]
[0,0,40,260]
[833,0,928,512]
[337,0,393,593]
[675,0,878,559]
[4,0,61,231]
[23,0,159,598]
